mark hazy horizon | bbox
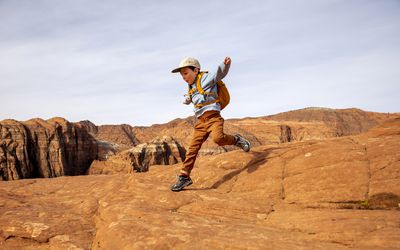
[1,0,399,126]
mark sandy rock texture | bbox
[0,118,98,180]
[0,117,399,249]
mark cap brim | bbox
[171,66,202,73]
[171,67,183,73]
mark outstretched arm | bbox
[205,57,232,88]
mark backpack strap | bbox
[196,72,205,95]
[188,72,218,96]
[188,72,221,109]
[194,99,221,109]
[187,72,205,96]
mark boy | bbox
[170,57,251,192]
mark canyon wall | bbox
[0,118,98,180]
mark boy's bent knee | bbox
[213,135,226,146]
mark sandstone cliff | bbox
[79,120,138,149]
[0,117,399,249]
[0,118,98,180]
[89,136,186,174]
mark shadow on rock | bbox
[369,192,400,210]
[189,149,273,191]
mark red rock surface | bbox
[0,116,399,249]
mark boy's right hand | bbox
[183,94,191,105]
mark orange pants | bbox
[181,111,236,176]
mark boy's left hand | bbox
[224,57,231,65]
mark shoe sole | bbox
[171,180,193,192]
[243,141,251,152]
[236,134,251,152]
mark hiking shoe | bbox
[235,134,251,152]
[171,175,193,192]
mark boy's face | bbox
[180,67,199,85]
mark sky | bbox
[0,0,399,126]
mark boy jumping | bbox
[170,57,251,192]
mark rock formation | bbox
[79,120,138,148]
[0,118,98,180]
[89,136,186,174]
[88,108,398,157]
[1,108,398,180]
[0,117,399,249]
[87,108,398,174]
[262,107,395,135]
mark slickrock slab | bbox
[0,118,399,249]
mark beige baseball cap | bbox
[171,57,201,73]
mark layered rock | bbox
[89,136,186,174]
[0,117,399,249]
[1,108,397,180]
[84,108,400,174]
[0,118,98,180]
[78,121,139,160]
[82,122,139,149]
[262,107,395,135]
[98,108,398,157]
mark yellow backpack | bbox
[188,72,230,110]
